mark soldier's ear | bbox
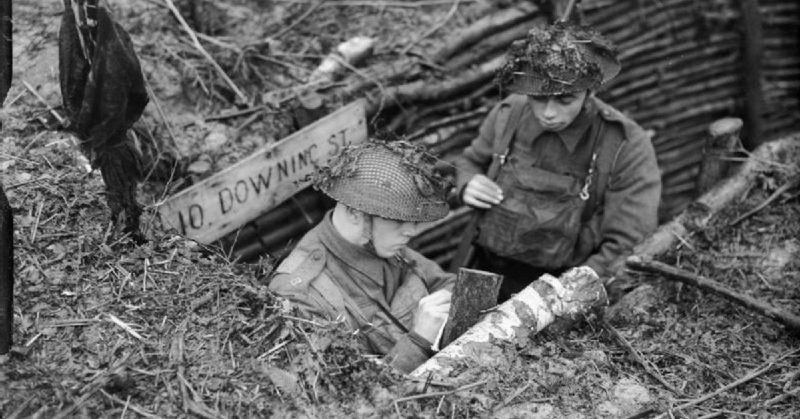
[343,205,365,224]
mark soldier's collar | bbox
[318,212,389,286]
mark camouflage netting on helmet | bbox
[496,22,620,96]
[312,139,452,222]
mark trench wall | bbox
[221,0,800,266]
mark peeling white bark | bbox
[410,266,608,378]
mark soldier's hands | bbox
[462,174,504,209]
[411,289,452,343]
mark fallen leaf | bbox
[261,366,301,396]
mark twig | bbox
[142,77,178,147]
[763,386,800,407]
[205,106,266,122]
[4,396,35,419]
[393,380,487,404]
[279,314,327,327]
[106,313,146,342]
[161,0,249,104]
[232,109,265,141]
[51,388,100,419]
[21,80,67,125]
[258,339,290,360]
[30,201,43,243]
[626,258,800,334]
[620,408,658,419]
[400,0,460,55]
[652,347,800,419]
[272,0,326,39]
[558,0,579,22]
[276,0,477,6]
[492,379,542,411]
[0,152,36,165]
[730,176,800,226]
[603,319,685,396]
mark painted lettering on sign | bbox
[157,99,367,244]
[216,146,316,216]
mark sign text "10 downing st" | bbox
[158,99,367,244]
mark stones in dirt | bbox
[761,239,800,280]
[596,377,653,418]
[605,282,670,325]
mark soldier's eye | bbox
[557,94,578,104]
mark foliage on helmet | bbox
[496,22,618,94]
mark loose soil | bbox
[1,1,799,418]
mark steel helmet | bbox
[498,22,620,96]
[314,139,451,222]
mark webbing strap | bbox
[585,119,623,220]
[488,97,527,180]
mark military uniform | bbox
[270,212,455,373]
[455,94,661,297]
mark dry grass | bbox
[1,1,799,418]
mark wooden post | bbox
[438,268,502,348]
[411,267,607,378]
[626,258,800,335]
[738,0,764,149]
[695,117,743,195]
[0,0,11,105]
[0,185,13,354]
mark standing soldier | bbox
[270,139,455,373]
[453,22,662,301]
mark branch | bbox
[626,258,800,334]
[272,0,326,39]
[400,0,461,55]
[602,319,685,396]
[729,175,800,226]
[652,347,800,419]
[161,0,249,104]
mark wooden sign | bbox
[157,99,367,243]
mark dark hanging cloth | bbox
[0,0,11,106]
[58,1,148,240]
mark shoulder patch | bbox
[270,245,327,291]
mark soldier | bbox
[269,140,455,373]
[454,22,662,302]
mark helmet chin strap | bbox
[359,213,378,255]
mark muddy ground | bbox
[1,1,799,418]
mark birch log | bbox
[308,36,376,83]
[410,267,607,378]
[617,134,800,271]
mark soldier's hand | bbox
[462,174,503,209]
[411,289,452,343]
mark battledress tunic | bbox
[454,94,661,292]
[269,211,456,373]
